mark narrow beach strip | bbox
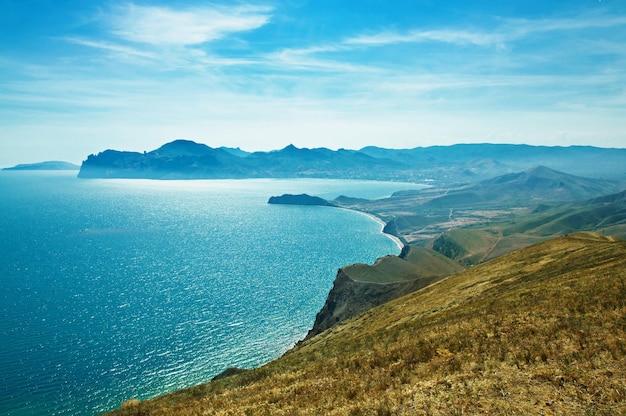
[345,209,404,251]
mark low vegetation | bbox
[342,247,464,284]
[107,233,626,415]
[339,166,626,250]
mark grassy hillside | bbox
[423,187,626,266]
[339,166,623,246]
[107,233,626,415]
[342,247,464,284]
[304,247,465,339]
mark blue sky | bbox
[1,0,625,166]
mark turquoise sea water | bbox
[0,172,423,415]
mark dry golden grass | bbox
[107,233,626,416]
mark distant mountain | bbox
[3,161,80,171]
[504,187,626,238]
[586,189,626,205]
[78,140,404,180]
[332,166,623,251]
[77,140,246,179]
[343,166,621,213]
[78,140,626,182]
[424,165,621,208]
[218,147,251,158]
[359,143,626,181]
[151,139,218,157]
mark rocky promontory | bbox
[3,161,80,171]
[268,194,336,207]
[304,246,465,339]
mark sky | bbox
[1,0,625,166]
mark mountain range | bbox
[77,139,626,184]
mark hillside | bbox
[107,233,626,415]
[425,165,619,208]
[305,247,465,339]
[336,166,623,246]
[428,187,626,266]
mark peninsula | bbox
[3,161,80,171]
[268,194,336,207]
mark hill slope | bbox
[428,187,626,266]
[428,165,620,207]
[337,166,622,246]
[108,233,626,415]
[305,247,465,339]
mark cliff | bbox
[305,246,464,339]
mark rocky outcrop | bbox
[4,161,80,171]
[304,246,464,340]
[304,270,427,339]
[268,194,336,207]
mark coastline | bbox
[345,208,404,252]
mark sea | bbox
[0,171,426,416]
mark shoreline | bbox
[343,208,404,252]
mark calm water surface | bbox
[0,172,424,415]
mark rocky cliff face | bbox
[304,246,464,340]
[304,270,434,339]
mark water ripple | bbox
[0,174,420,415]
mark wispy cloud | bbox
[65,37,157,60]
[506,14,626,36]
[266,46,373,73]
[346,29,504,48]
[342,14,626,50]
[109,3,272,46]
[64,3,273,70]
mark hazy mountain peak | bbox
[281,144,299,152]
[153,139,215,157]
[523,165,569,178]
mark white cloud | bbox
[342,14,626,50]
[506,15,626,36]
[65,37,157,60]
[266,47,371,73]
[110,3,272,46]
[346,29,505,48]
[62,3,273,70]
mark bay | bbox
[0,171,425,415]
